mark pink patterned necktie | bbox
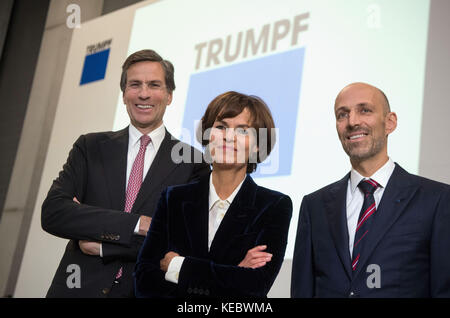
[116,134,151,280]
[124,134,152,212]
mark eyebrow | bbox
[335,102,372,112]
[335,105,349,113]
[127,79,163,84]
[216,120,250,128]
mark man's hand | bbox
[79,240,101,256]
[238,245,272,269]
[73,197,80,204]
[160,251,180,272]
[138,215,152,236]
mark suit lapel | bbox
[181,175,210,257]
[324,173,353,279]
[353,164,419,278]
[208,175,258,261]
[99,127,128,211]
[131,129,179,214]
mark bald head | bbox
[334,82,398,170]
[335,82,391,115]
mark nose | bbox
[138,85,151,100]
[347,110,361,128]
[224,128,235,142]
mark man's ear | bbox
[385,111,397,135]
[166,92,173,106]
[122,92,125,104]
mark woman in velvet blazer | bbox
[134,91,292,297]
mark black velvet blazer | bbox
[134,173,292,297]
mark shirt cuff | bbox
[165,256,185,284]
[134,218,140,234]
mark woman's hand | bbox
[160,251,180,272]
[238,245,272,269]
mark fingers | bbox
[240,256,271,269]
[78,240,89,254]
[159,258,166,271]
[238,245,273,269]
[164,251,179,258]
[250,261,269,269]
[160,251,180,272]
[138,216,152,236]
[248,251,273,259]
[247,255,273,268]
[248,245,267,252]
[247,245,272,261]
[73,197,80,204]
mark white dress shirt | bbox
[165,174,245,284]
[347,157,395,256]
[100,123,166,257]
[126,123,166,186]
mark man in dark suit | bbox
[41,49,210,297]
[291,82,450,297]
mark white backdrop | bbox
[14,0,432,297]
[114,0,430,259]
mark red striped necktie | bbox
[352,178,379,273]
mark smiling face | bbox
[209,108,258,170]
[334,83,397,164]
[123,61,173,134]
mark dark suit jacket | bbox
[41,127,210,297]
[291,163,450,298]
[134,173,293,297]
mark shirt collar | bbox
[208,174,246,211]
[128,123,166,151]
[350,157,395,194]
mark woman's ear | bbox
[249,144,259,164]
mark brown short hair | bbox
[120,49,175,93]
[197,91,276,173]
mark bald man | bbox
[291,82,450,298]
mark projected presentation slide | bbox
[113,0,430,258]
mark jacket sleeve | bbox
[291,195,315,298]
[177,195,293,297]
[134,189,179,297]
[41,135,140,247]
[430,187,450,297]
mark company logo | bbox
[181,13,309,177]
[80,39,112,85]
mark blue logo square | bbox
[80,48,110,85]
[182,48,305,178]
